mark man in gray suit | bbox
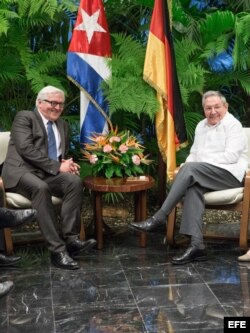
[129,91,248,264]
[2,85,96,270]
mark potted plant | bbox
[82,128,153,179]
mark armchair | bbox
[0,132,85,255]
[166,128,250,250]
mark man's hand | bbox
[59,158,80,175]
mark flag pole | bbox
[158,152,167,205]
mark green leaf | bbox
[114,167,123,177]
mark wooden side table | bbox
[83,176,155,249]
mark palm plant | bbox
[103,33,159,122]
[0,0,249,154]
[173,0,250,125]
[0,0,78,130]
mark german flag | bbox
[143,0,187,180]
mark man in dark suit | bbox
[1,85,96,270]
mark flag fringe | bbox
[67,75,113,132]
[178,140,189,150]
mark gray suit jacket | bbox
[2,109,69,189]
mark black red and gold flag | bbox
[143,0,187,180]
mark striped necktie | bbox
[47,121,57,160]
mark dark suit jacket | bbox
[2,109,69,189]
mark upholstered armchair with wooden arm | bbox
[166,128,250,250]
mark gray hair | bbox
[202,91,227,107]
[36,86,65,107]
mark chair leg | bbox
[166,207,177,245]
[239,203,250,250]
[3,228,13,255]
[79,215,86,241]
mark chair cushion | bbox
[0,132,10,165]
[6,192,62,208]
[204,187,244,205]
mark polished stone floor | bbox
[0,229,249,333]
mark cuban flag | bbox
[67,0,111,144]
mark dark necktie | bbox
[47,121,57,160]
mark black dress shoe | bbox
[67,239,97,257]
[0,208,37,228]
[0,281,14,299]
[128,216,164,232]
[50,251,79,270]
[0,253,21,266]
[171,246,208,265]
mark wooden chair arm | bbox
[0,177,13,254]
[169,167,181,184]
[239,170,250,249]
[0,177,6,207]
[243,170,250,189]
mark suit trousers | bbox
[160,162,242,241]
[12,172,83,253]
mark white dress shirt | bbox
[186,112,248,182]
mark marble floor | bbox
[0,229,249,333]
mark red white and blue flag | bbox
[67,0,111,144]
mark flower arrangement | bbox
[82,129,153,179]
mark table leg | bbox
[134,191,147,247]
[3,228,13,255]
[94,192,103,250]
[134,192,141,220]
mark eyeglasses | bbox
[43,99,65,109]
